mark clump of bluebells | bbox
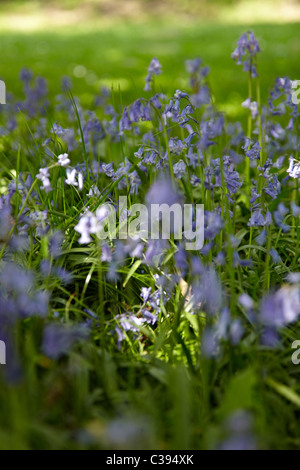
[0,31,300,450]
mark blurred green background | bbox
[1,0,300,117]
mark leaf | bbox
[266,378,300,407]
[149,366,168,384]
[123,260,142,287]
[184,312,200,336]
[217,368,257,419]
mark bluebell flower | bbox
[129,242,144,258]
[232,31,261,78]
[242,98,259,119]
[20,67,33,84]
[144,58,162,92]
[61,76,72,90]
[175,244,188,273]
[141,287,152,303]
[214,251,226,266]
[250,188,260,204]
[269,248,282,264]
[0,262,34,295]
[141,308,157,325]
[229,319,244,345]
[260,327,280,347]
[291,202,300,217]
[185,58,210,92]
[220,409,256,450]
[144,240,167,266]
[287,157,300,178]
[149,94,162,109]
[57,153,70,167]
[40,260,52,277]
[49,231,64,258]
[119,107,132,132]
[204,210,224,240]
[75,212,97,244]
[129,99,151,122]
[9,235,30,253]
[87,184,101,198]
[42,323,89,360]
[173,160,186,179]
[202,327,219,358]
[273,203,290,232]
[192,266,222,315]
[36,167,52,192]
[134,147,144,159]
[168,138,186,155]
[222,156,242,196]
[233,252,253,268]
[286,272,300,284]
[0,205,13,243]
[112,313,145,347]
[191,257,204,276]
[239,293,254,310]
[101,244,113,262]
[65,168,84,190]
[270,123,285,140]
[259,286,300,328]
[146,178,182,207]
[255,229,267,246]
[248,210,266,227]
[55,267,74,285]
[185,58,202,74]
[105,416,152,449]
[190,86,210,108]
[50,122,69,136]
[102,163,115,178]
[264,174,280,199]
[243,138,261,160]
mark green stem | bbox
[245,70,253,206]
[162,121,174,183]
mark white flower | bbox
[41,177,52,192]
[74,212,97,244]
[96,205,109,223]
[65,168,84,190]
[287,157,295,174]
[242,98,258,119]
[87,185,101,198]
[58,153,70,167]
[78,171,84,191]
[36,167,52,192]
[242,98,251,109]
[66,168,77,186]
[75,206,112,244]
[37,167,50,180]
[287,157,300,178]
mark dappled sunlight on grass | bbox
[0,0,300,32]
[222,0,300,24]
[0,21,299,123]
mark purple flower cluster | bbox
[232,31,261,77]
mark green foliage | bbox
[0,15,300,451]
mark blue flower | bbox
[232,31,261,77]
[141,287,152,303]
[144,58,162,92]
[259,286,300,328]
[243,138,261,160]
[42,324,89,360]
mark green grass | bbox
[1,14,300,451]
[1,21,300,120]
